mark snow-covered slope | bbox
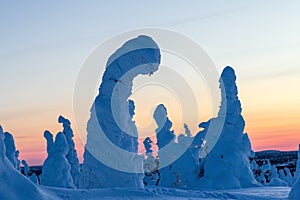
[0,126,52,200]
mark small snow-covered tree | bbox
[58,115,81,188]
[184,123,192,137]
[29,173,39,185]
[15,150,21,171]
[284,167,293,186]
[143,137,158,186]
[154,104,176,187]
[22,160,29,177]
[41,131,75,188]
[268,165,287,186]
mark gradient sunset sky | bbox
[0,1,300,166]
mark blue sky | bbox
[0,1,300,164]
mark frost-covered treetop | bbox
[54,132,69,156]
[143,137,153,154]
[218,66,242,123]
[58,115,71,129]
[106,35,160,67]
[154,104,175,149]
[153,104,169,129]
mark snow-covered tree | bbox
[29,173,39,185]
[58,115,81,188]
[80,35,161,189]
[184,123,192,137]
[22,160,29,177]
[15,150,21,171]
[198,66,260,189]
[143,137,158,186]
[154,104,176,187]
[4,132,17,168]
[41,131,75,188]
[268,165,287,186]
[284,167,293,186]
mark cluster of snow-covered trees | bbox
[0,35,299,199]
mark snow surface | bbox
[40,186,291,200]
[80,35,161,188]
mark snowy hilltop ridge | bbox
[0,35,298,199]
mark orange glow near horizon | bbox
[1,72,299,166]
[2,103,299,166]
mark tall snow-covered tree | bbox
[198,66,260,189]
[58,115,81,188]
[4,132,17,168]
[154,104,176,187]
[80,35,161,189]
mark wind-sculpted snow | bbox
[80,35,161,188]
[198,66,260,189]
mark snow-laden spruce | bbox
[15,150,21,171]
[58,116,81,187]
[154,104,176,187]
[155,105,206,188]
[80,35,161,188]
[22,160,29,177]
[41,131,75,188]
[143,137,159,186]
[4,132,17,168]
[0,125,49,200]
[198,66,260,189]
[268,165,288,186]
[289,144,300,200]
